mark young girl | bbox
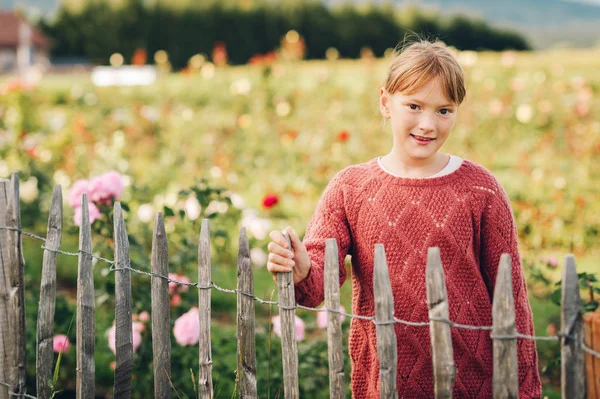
[267,40,541,398]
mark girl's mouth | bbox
[410,134,436,144]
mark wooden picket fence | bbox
[0,173,599,398]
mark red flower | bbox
[1,79,29,95]
[262,194,279,209]
[212,41,228,66]
[337,130,350,142]
[249,51,277,65]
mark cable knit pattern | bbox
[295,158,541,398]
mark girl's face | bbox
[380,78,457,166]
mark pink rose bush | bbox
[316,305,346,329]
[68,171,125,226]
[173,307,200,346]
[168,273,191,307]
[271,315,305,341]
[53,334,71,354]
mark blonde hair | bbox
[383,40,466,105]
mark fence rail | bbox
[0,173,599,398]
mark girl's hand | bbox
[267,226,311,285]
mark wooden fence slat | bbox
[0,179,11,399]
[425,247,455,399]
[324,238,345,399]
[36,185,62,399]
[373,244,397,399]
[151,213,171,399]
[6,174,25,394]
[198,219,213,398]
[277,233,299,399]
[492,254,519,398]
[114,202,133,399]
[236,227,257,398]
[76,194,95,398]
[561,255,585,399]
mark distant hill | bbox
[324,0,600,48]
[2,0,600,48]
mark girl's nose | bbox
[418,114,435,133]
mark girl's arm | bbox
[294,172,353,308]
[479,181,542,398]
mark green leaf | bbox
[163,206,175,217]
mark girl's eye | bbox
[440,108,452,115]
[409,104,419,110]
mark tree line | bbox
[39,0,530,68]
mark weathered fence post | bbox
[236,227,257,397]
[198,219,213,398]
[76,194,95,398]
[36,185,62,399]
[373,244,398,399]
[0,179,11,399]
[277,233,299,399]
[561,255,585,399]
[5,174,26,394]
[114,202,133,399]
[425,247,455,398]
[492,254,519,398]
[151,213,171,399]
[324,238,345,399]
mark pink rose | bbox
[317,305,346,329]
[271,315,305,341]
[73,202,101,226]
[68,179,90,208]
[53,334,71,354]
[139,311,150,322]
[173,307,200,346]
[89,171,124,204]
[168,273,191,295]
[546,256,558,269]
[107,322,142,355]
[170,294,182,307]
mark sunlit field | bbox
[1,47,599,397]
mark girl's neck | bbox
[380,151,450,179]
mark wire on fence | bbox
[0,381,37,398]
[1,225,599,358]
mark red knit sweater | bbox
[295,158,541,398]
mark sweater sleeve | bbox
[479,180,542,399]
[294,172,352,308]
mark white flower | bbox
[201,63,215,79]
[20,177,38,203]
[241,209,272,240]
[137,204,154,222]
[184,197,202,220]
[515,104,533,124]
[230,78,252,95]
[230,193,245,209]
[140,106,159,122]
[554,177,566,189]
[276,101,291,117]
[250,248,267,267]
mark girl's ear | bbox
[379,88,391,119]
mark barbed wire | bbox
[0,381,37,398]
[1,225,599,359]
